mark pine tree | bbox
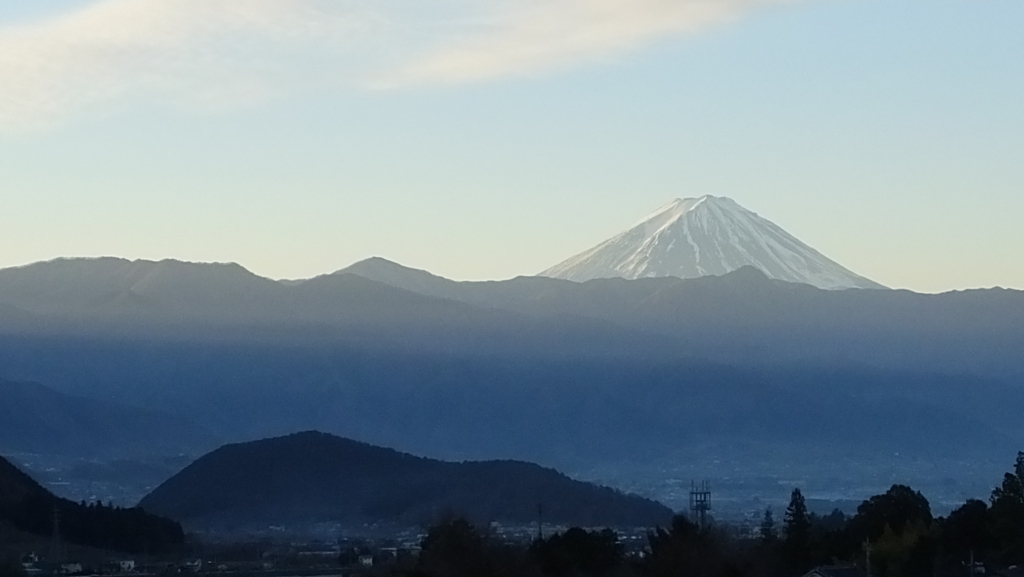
[760,508,777,543]
[785,488,812,571]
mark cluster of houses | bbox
[286,540,422,570]
[19,554,140,576]
[17,554,211,576]
[11,540,427,576]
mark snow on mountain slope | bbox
[540,196,885,290]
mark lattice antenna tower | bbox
[689,480,712,529]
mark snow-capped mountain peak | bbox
[540,196,885,290]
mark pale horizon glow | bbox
[0,0,1022,293]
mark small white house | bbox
[118,560,136,572]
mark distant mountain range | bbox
[337,257,1023,381]
[541,196,884,289]
[138,432,673,530]
[0,196,880,298]
[0,255,1022,499]
[1,256,1020,375]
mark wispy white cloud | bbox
[0,0,382,130]
[385,0,799,86]
[0,0,802,130]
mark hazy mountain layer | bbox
[339,258,1024,381]
[541,196,884,289]
[0,379,216,458]
[1,257,1023,496]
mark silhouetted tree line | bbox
[0,559,25,577]
[393,453,1024,577]
[772,452,1024,577]
[5,495,184,554]
[1,453,184,554]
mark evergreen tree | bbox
[991,452,1024,505]
[989,452,1024,563]
[760,508,777,543]
[785,488,812,571]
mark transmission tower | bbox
[689,480,712,529]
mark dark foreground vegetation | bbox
[0,455,184,554]
[390,453,1024,577]
[5,452,1024,577]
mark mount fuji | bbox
[541,196,885,290]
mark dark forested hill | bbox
[139,432,673,529]
[0,454,184,553]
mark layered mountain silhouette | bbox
[542,196,884,289]
[139,432,673,529]
[0,256,1022,477]
[332,258,1024,382]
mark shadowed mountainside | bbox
[0,379,216,458]
[139,432,673,529]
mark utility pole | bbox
[864,539,872,577]
[536,503,544,541]
[49,507,63,564]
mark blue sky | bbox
[0,0,1021,292]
